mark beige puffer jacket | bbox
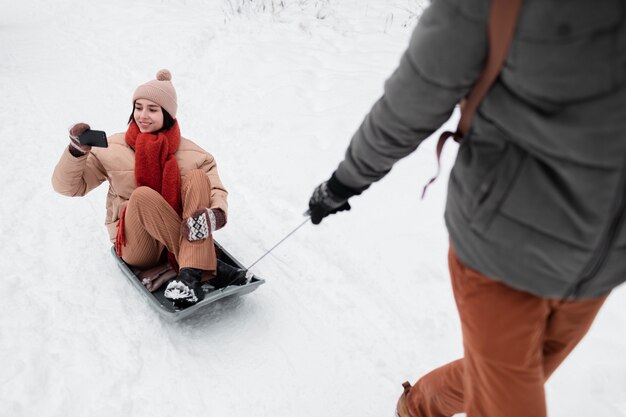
[52,132,228,242]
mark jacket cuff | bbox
[327,172,367,199]
[212,208,227,231]
[68,144,88,158]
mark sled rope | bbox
[246,217,310,270]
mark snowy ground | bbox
[1,1,625,416]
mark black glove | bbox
[308,173,363,225]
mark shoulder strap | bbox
[422,0,523,198]
[458,0,523,136]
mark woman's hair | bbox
[128,102,176,132]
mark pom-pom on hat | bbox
[132,69,178,118]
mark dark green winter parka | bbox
[334,0,626,298]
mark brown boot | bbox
[396,381,414,417]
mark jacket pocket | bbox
[448,128,523,226]
[612,216,626,248]
[497,156,617,250]
[467,141,526,234]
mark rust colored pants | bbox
[406,248,609,417]
[120,169,217,273]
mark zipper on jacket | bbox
[565,166,626,299]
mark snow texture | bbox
[1,1,624,416]
[164,281,198,303]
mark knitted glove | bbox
[308,173,362,225]
[68,123,92,156]
[182,208,226,241]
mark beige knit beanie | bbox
[132,69,178,119]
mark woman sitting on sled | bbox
[52,69,248,308]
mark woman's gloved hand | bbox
[182,208,226,241]
[68,123,92,156]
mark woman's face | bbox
[134,98,164,133]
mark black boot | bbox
[210,259,249,289]
[164,267,205,308]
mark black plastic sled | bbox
[111,242,265,321]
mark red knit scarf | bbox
[115,120,182,270]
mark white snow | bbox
[1,1,625,416]
[163,281,198,303]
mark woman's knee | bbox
[183,169,209,181]
[183,169,211,187]
[128,186,163,209]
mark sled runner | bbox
[111,242,265,321]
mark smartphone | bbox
[78,129,108,148]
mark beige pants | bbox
[120,169,217,274]
[406,248,609,417]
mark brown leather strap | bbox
[457,0,523,137]
[422,0,523,198]
[421,131,459,198]
[402,381,412,395]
